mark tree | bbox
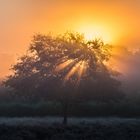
[4,32,124,124]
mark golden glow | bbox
[0,0,140,77]
[75,23,113,43]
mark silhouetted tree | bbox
[4,32,124,124]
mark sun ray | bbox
[77,60,88,84]
[55,59,75,72]
[78,61,87,78]
[64,61,81,81]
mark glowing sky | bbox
[0,0,140,77]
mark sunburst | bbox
[53,33,111,86]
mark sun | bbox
[76,24,113,43]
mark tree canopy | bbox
[4,32,124,102]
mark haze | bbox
[0,0,140,78]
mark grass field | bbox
[0,117,140,140]
[0,101,139,139]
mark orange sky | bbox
[0,0,140,78]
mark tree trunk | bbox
[62,101,68,125]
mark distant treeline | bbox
[0,100,139,118]
[0,85,140,117]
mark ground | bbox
[0,117,140,140]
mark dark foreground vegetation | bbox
[0,101,139,118]
[0,118,140,140]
